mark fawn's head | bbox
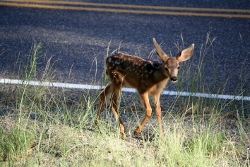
[153,38,194,82]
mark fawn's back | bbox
[106,52,170,95]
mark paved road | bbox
[0,0,250,96]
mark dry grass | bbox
[0,84,249,167]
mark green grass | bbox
[0,37,249,166]
[0,88,249,167]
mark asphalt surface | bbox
[0,1,250,96]
[63,0,250,9]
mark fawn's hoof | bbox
[95,119,100,126]
[134,127,141,135]
[121,132,126,139]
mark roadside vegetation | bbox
[0,36,249,166]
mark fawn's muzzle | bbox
[170,76,177,81]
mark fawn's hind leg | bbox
[110,85,126,137]
[96,83,113,124]
[96,83,126,137]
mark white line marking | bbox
[0,78,249,101]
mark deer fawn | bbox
[96,38,194,137]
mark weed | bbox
[0,37,249,166]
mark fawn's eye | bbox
[177,66,180,69]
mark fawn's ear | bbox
[176,44,194,62]
[153,38,169,62]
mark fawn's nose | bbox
[170,76,177,81]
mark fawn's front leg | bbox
[153,93,163,137]
[134,93,152,135]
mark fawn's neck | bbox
[152,64,169,83]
